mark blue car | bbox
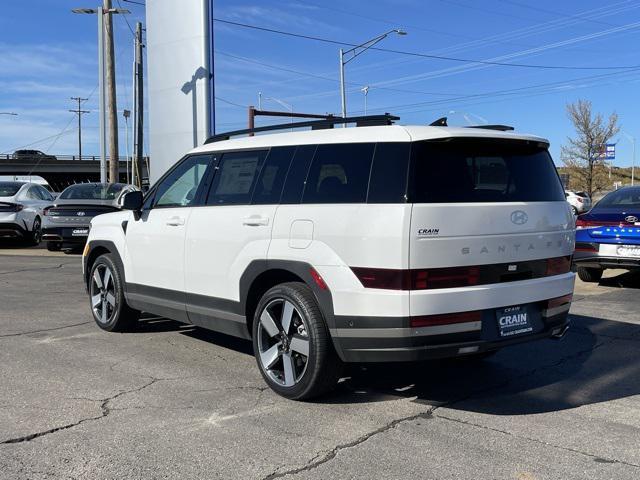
[574,186,640,282]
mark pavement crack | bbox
[0,377,159,445]
[433,413,640,469]
[0,262,76,276]
[0,321,91,338]
[262,408,437,479]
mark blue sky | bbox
[1,0,640,166]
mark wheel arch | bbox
[240,260,342,357]
[84,240,125,292]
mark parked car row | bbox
[0,181,138,250]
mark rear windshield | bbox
[409,139,565,203]
[0,182,23,197]
[60,183,125,200]
[596,188,640,208]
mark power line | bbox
[116,0,136,37]
[213,18,640,71]
[494,0,620,27]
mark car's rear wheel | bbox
[571,206,578,215]
[46,241,61,252]
[89,253,140,332]
[577,266,603,283]
[253,282,341,400]
[28,217,41,246]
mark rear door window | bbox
[409,139,565,203]
[302,143,375,204]
[252,146,295,205]
[367,142,410,203]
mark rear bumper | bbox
[331,306,570,363]
[42,226,89,244]
[0,222,26,238]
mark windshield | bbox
[0,182,23,197]
[596,188,640,209]
[409,139,565,203]
[59,183,125,200]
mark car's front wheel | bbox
[89,253,140,332]
[253,282,341,400]
[577,266,603,283]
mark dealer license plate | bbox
[71,228,89,237]
[617,245,640,257]
[496,305,532,337]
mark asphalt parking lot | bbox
[1,247,640,479]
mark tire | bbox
[577,266,603,283]
[89,253,140,332]
[252,282,341,400]
[28,217,41,246]
[46,242,61,252]
[571,206,578,216]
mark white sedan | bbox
[0,181,55,245]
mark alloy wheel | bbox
[257,298,310,387]
[32,219,41,244]
[90,264,117,324]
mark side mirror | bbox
[122,190,143,211]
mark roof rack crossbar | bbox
[205,114,400,144]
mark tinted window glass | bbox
[281,145,316,204]
[596,187,640,208]
[206,150,267,205]
[252,146,295,205]
[60,183,126,200]
[154,155,211,207]
[37,185,53,201]
[368,143,410,203]
[303,143,375,204]
[25,187,40,200]
[409,139,565,203]
[0,182,23,197]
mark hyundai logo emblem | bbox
[625,215,638,223]
[510,210,528,225]
[76,211,86,216]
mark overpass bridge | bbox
[0,154,149,191]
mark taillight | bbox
[546,293,572,309]
[410,266,480,290]
[576,197,584,203]
[575,217,624,229]
[43,206,50,216]
[351,266,480,290]
[410,310,482,328]
[15,203,24,212]
[546,256,571,276]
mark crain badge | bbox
[417,228,440,237]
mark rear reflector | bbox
[547,293,573,309]
[410,310,482,328]
[545,256,571,276]
[576,218,626,229]
[309,267,328,290]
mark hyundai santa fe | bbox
[81,116,576,399]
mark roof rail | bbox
[466,124,515,132]
[204,114,400,144]
[428,117,514,132]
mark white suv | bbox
[82,116,576,399]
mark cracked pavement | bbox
[1,253,640,479]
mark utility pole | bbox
[133,21,144,189]
[69,97,89,161]
[103,0,119,183]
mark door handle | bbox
[166,216,185,226]
[242,215,269,226]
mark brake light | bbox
[410,310,482,328]
[576,197,584,203]
[575,217,624,229]
[410,266,480,290]
[350,267,409,290]
[575,242,598,252]
[42,206,50,216]
[546,256,571,276]
[546,294,572,309]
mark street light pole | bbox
[339,29,407,122]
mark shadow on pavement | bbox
[134,312,640,415]
[598,270,640,289]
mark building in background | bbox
[145,0,214,183]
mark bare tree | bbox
[561,100,619,197]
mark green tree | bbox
[561,100,619,197]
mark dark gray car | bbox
[42,183,137,251]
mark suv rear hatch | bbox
[408,138,574,286]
